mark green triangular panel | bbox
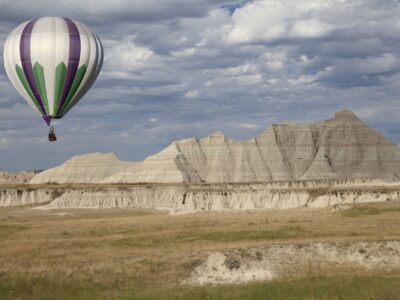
[53,62,67,116]
[15,65,42,115]
[60,64,87,116]
[32,62,49,115]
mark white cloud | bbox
[171,48,197,58]
[236,123,261,129]
[290,19,332,38]
[104,38,155,71]
[288,74,319,86]
[267,78,278,84]
[347,54,398,75]
[226,0,332,43]
[184,90,199,98]
[264,52,286,70]
[0,137,8,149]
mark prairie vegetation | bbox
[1,201,400,299]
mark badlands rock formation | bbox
[0,188,55,206]
[2,179,400,211]
[104,145,202,184]
[30,153,135,184]
[3,109,400,211]
[35,109,397,185]
[0,171,37,184]
[28,110,400,184]
[40,180,400,211]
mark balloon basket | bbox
[48,133,57,142]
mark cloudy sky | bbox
[1,0,400,171]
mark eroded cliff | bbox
[2,180,399,213]
[29,110,400,184]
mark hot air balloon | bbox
[3,17,103,141]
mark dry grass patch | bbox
[0,201,400,298]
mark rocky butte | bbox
[31,109,400,184]
[0,171,37,184]
[2,110,400,212]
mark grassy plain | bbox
[1,200,400,299]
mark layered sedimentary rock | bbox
[3,176,400,211]
[3,179,399,211]
[106,110,400,183]
[103,144,202,183]
[28,110,400,184]
[30,153,135,184]
[0,171,37,184]
[5,109,399,211]
[0,188,55,206]
[43,186,180,209]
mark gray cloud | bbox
[0,0,233,22]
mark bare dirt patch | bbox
[185,241,400,285]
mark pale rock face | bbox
[103,144,202,183]
[0,171,37,184]
[103,143,201,183]
[29,110,400,184]
[9,179,397,211]
[185,241,400,285]
[107,109,400,183]
[43,187,179,209]
[1,178,399,210]
[30,153,136,184]
[0,189,54,206]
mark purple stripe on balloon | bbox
[56,18,81,115]
[20,19,50,125]
[42,116,51,125]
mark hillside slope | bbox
[29,110,400,184]
[107,110,400,183]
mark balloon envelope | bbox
[3,17,103,125]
